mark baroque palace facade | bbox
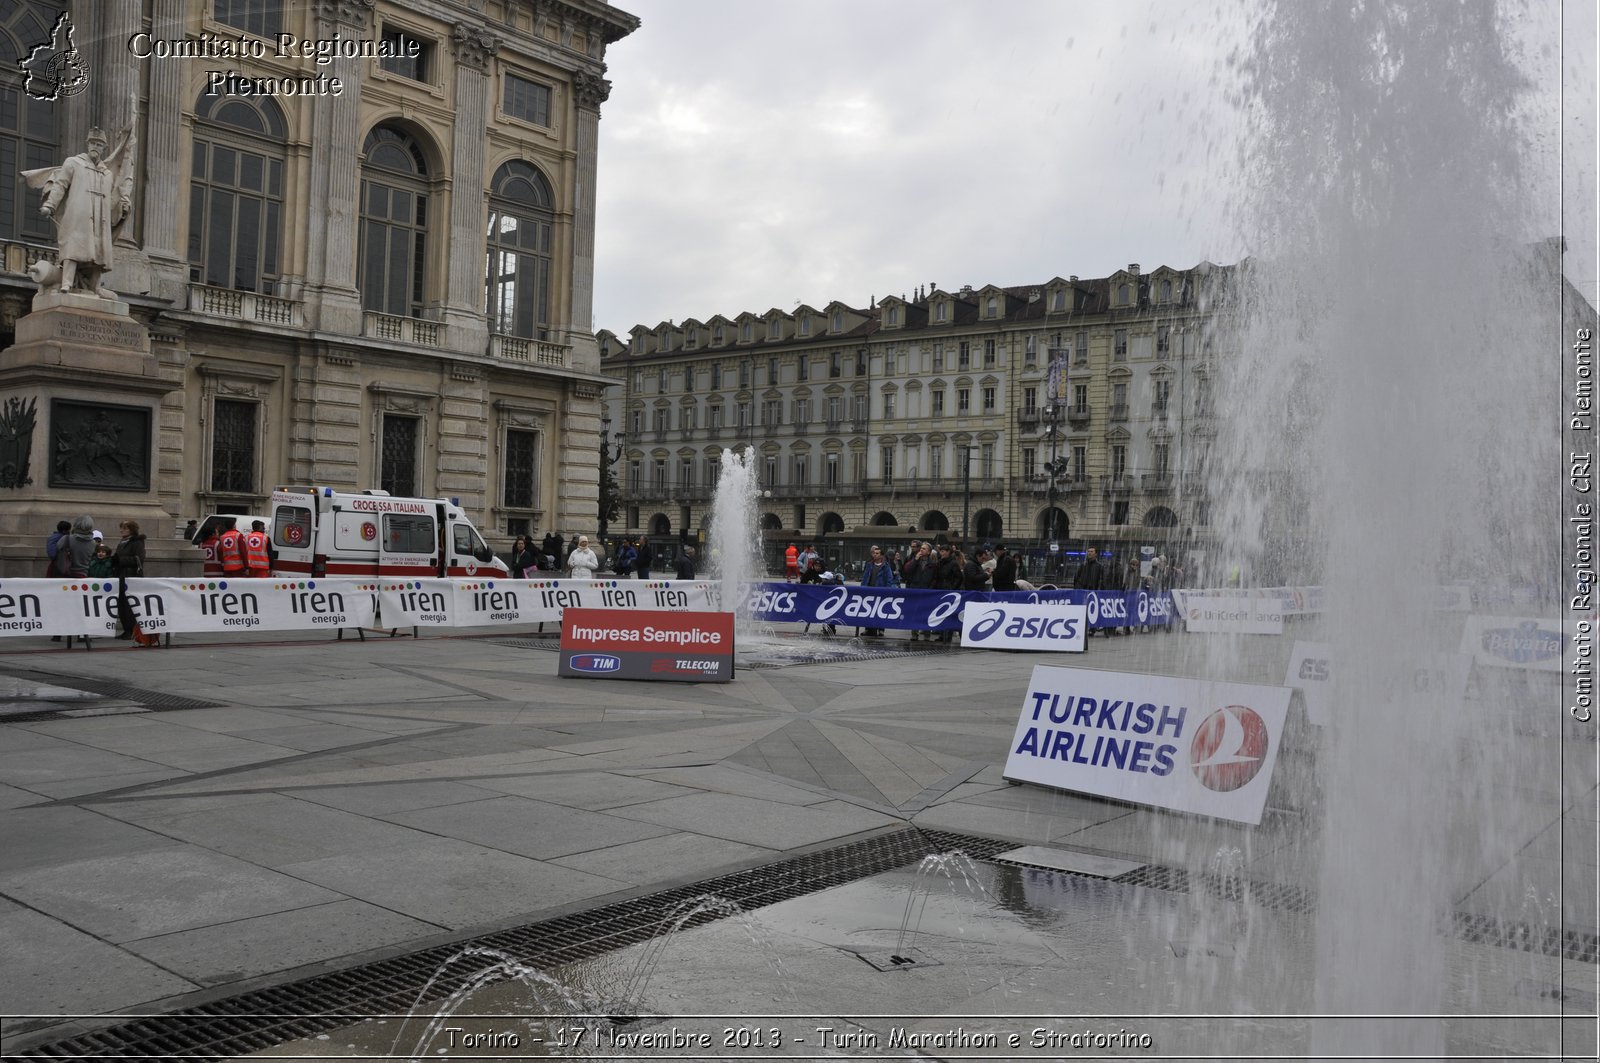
[600,262,1228,561]
[0,0,637,567]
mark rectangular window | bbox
[503,428,538,508]
[1072,446,1086,481]
[381,28,430,82]
[504,72,552,126]
[932,390,945,415]
[709,405,724,430]
[1075,331,1088,365]
[826,454,840,486]
[658,368,667,391]
[1073,383,1088,412]
[1113,381,1127,406]
[1154,379,1171,414]
[883,392,896,419]
[214,0,282,37]
[764,457,777,485]
[1023,386,1037,411]
[958,342,970,370]
[930,447,942,482]
[629,409,642,436]
[1154,442,1171,476]
[957,388,970,412]
[854,395,867,424]
[652,459,667,490]
[210,399,257,493]
[739,362,751,388]
[852,452,866,486]
[737,402,751,428]
[653,408,668,433]
[684,368,695,392]
[827,396,842,424]
[1114,329,1128,360]
[932,343,944,372]
[983,338,996,367]
[799,316,811,336]
[982,386,996,411]
[797,358,809,381]
[767,357,778,384]
[1157,326,1171,358]
[793,456,808,485]
[1111,500,1129,525]
[272,504,312,549]
[383,513,435,553]
[711,364,722,388]
[680,457,693,489]
[830,351,841,377]
[1112,444,1127,479]
[1024,335,1037,367]
[794,399,810,426]
[981,442,994,478]
[1023,448,1036,479]
[855,350,866,375]
[628,460,641,493]
[380,414,419,497]
[764,399,782,426]
[881,446,894,485]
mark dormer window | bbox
[1118,283,1132,306]
[658,328,670,348]
[935,302,947,323]
[831,310,844,332]
[768,319,781,340]
[1160,279,1173,304]
[1052,289,1066,311]
[687,327,699,346]
[741,322,752,342]
[986,296,997,318]
[887,306,899,326]
[799,315,811,336]
[714,325,725,344]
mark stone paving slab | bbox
[0,626,1593,1056]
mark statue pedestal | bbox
[0,294,195,577]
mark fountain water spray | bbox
[707,447,765,621]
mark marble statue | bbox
[22,124,135,299]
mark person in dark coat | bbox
[112,519,147,639]
[1074,547,1105,636]
[991,545,1019,592]
[962,547,991,590]
[674,546,696,580]
[635,538,653,578]
[508,535,536,578]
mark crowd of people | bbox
[503,533,700,582]
[43,514,147,640]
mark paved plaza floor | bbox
[0,624,1593,1058]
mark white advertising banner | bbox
[1459,615,1565,672]
[0,578,722,638]
[1179,594,1285,635]
[1004,666,1293,826]
[1176,586,1323,616]
[1286,640,1474,726]
[960,601,1087,652]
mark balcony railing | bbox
[849,420,867,433]
[1109,403,1129,422]
[1066,407,1091,426]
[1151,403,1169,421]
[0,237,54,277]
[363,311,440,346]
[1103,475,1134,497]
[490,333,571,369]
[1141,473,1175,493]
[190,283,303,327]
[824,419,843,433]
[1017,408,1040,425]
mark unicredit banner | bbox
[559,607,734,682]
[742,583,1173,632]
[1003,665,1292,826]
[0,578,721,638]
[960,601,1087,651]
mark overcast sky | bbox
[590,0,1594,337]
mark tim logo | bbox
[20,13,88,101]
[1190,705,1270,792]
[569,654,621,673]
[1481,621,1561,664]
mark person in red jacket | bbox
[216,519,248,577]
[784,542,799,582]
[243,520,272,577]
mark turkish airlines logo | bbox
[1190,705,1270,792]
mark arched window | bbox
[189,94,287,292]
[0,2,64,244]
[359,125,430,317]
[485,159,554,339]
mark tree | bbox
[597,429,621,541]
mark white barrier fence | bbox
[0,577,722,639]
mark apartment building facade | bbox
[600,261,1226,561]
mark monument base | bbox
[0,294,194,577]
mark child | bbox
[88,544,115,578]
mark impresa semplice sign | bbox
[559,607,735,682]
[1003,665,1292,825]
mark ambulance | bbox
[194,512,273,577]
[264,487,509,579]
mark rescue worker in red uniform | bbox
[243,520,272,577]
[784,542,799,582]
[216,519,248,577]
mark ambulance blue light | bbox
[451,496,460,506]
[323,487,333,497]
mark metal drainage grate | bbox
[0,668,223,722]
[4,827,990,1063]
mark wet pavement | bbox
[0,623,1593,1059]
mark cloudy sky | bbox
[589,0,1593,338]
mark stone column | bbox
[566,71,610,375]
[440,22,500,354]
[302,0,373,336]
[140,0,188,300]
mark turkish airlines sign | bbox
[1004,666,1292,825]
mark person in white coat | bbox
[566,535,599,579]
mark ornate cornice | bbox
[572,69,611,112]
[313,0,375,30]
[452,22,502,72]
